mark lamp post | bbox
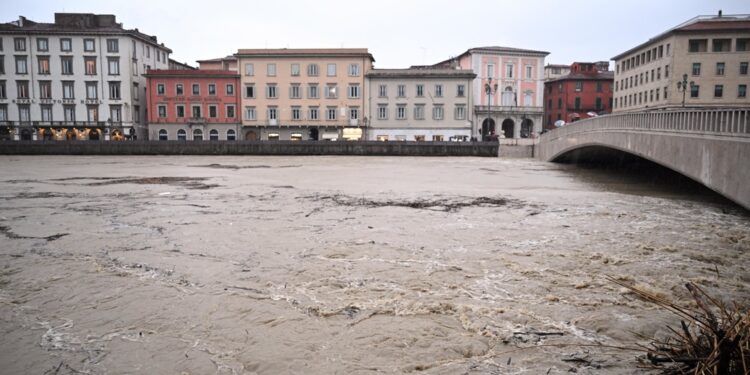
[484,77,498,140]
[676,73,695,108]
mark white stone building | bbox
[0,13,171,141]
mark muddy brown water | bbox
[0,155,748,374]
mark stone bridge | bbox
[537,108,750,210]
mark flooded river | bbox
[0,156,748,374]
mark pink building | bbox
[145,69,240,141]
[434,46,548,139]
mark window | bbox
[158,129,168,141]
[348,84,359,98]
[714,85,723,98]
[665,64,669,78]
[107,39,119,53]
[558,98,562,108]
[712,39,731,52]
[209,129,219,141]
[86,82,98,99]
[547,99,552,109]
[377,105,388,120]
[18,105,30,122]
[325,84,338,99]
[60,38,72,52]
[0,57,3,74]
[307,63,319,76]
[455,105,466,120]
[245,85,255,98]
[574,97,581,110]
[308,84,319,98]
[64,105,76,122]
[193,129,202,141]
[309,107,319,120]
[177,129,187,141]
[414,104,425,120]
[245,106,256,120]
[435,84,443,97]
[657,67,661,80]
[741,62,748,75]
[208,84,216,95]
[739,85,747,98]
[62,81,74,99]
[267,107,277,120]
[526,65,533,79]
[737,38,749,52]
[290,84,302,99]
[107,58,120,75]
[267,63,276,76]
[596,82,603,92]
[192,83,200,95]
[16,81,29,99]
[59,56,73,75]
[266,84,277,98]
[14,38,26,51]
[226,84,234,95]
[41,105,52,121]
[327,63,336,76]
[291,106,301,120]
[433,105,444,120]
[378,85,387,97]
[109,82,121,99]
[39,81,51,99]
[192,105,202,118]
[506,64,513,78]
[397,85,406,97]
[487,64,494,78]
[291,63,300,76]
[85,57,97,75]
[244,63,254,76]
[0,104,6,120]
[15,56,27,74]
[396,105,406,120]
[457,84,465,97]
[349,107,359,120]
[227,129,236,141]
[157,83,165,95]
[348,63,360,76]
[416,84,424,97]
[84,39,95,52]
[689,39,708,53]
[575,81,582,92]
[326,107,337,120]
[716,62,725,76]
[208,105,217,118]
[38,56,50,74]
[36,38,48,52]
[176,84,184,96]
[176,105,185,118]
[158,105,167,117]
[691,85,699,98]
[596,97,603,110]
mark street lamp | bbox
[484,77,498,140]
[676,73,695,108]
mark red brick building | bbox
[145,70,240,140]
[543,62,614,129]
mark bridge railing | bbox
[542,108,750,141]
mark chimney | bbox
[718,10,723,17]
[18,16,26,27]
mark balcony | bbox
[474,105,544,115]
[349,119,359,126]
[269,119,278,126]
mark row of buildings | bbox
[1,12,748,141]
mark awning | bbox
[321,132,338,140]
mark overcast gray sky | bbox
[3,0,749,68]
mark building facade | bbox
[612,13,750,112]
[234,48,374,141]
[0,13,171,141]
[196,56,237,72]
[543,62,614,128]
[544,64,571,80]
[145,69,240,141]
[434,46,548,139]
[365,69,475,141]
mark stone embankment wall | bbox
[0,141,499,157]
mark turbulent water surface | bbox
[0,155,748,374]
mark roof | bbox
[545,71,615,83]
[545,64,571,68]
[611,14,750,60]
[0,13,172,53]
[196,55,237,63]
[235,48,375,61]
[144,69,239,78]
[366,68,476,79]
[433,45,549,67]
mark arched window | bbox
[193,129,203,141]
[502,86,515,106]
[177,129,187,141]
[158,129,168,141]
[209,129,219,141]
[524,91,533,106]
[226,129,236,141]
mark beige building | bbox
[612,13,750,112]
[365,69,475,141]
[196,55,237,71]
[234,48,374,141]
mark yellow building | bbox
[234,48,374,141]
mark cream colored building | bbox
[234,48,374,141]
[365,69,475,141]
[612,13,750,112]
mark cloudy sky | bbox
[4,0,748,68]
